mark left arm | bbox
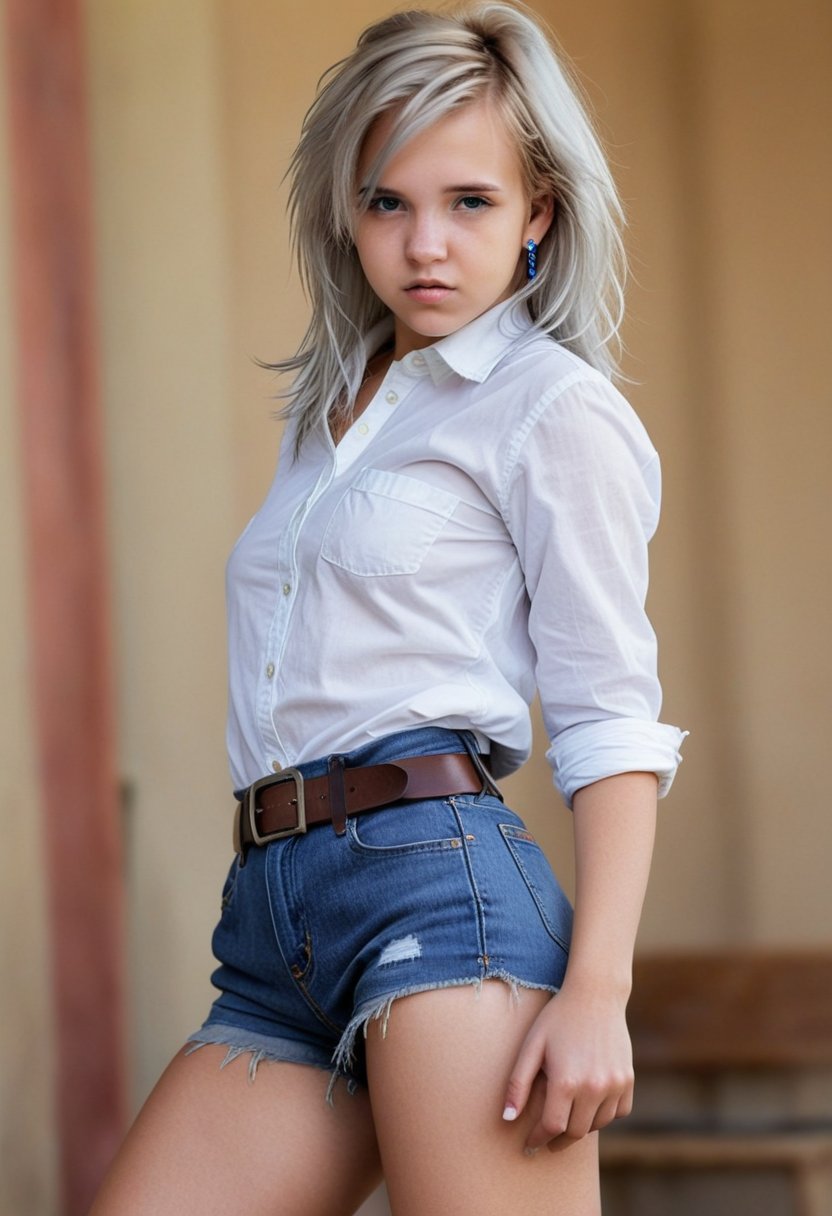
[502,770,657,1149]
[498,373,685,1148]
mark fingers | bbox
[501,995,635,1152]
[526,1071,634,1151]
[501,1033,544,1125]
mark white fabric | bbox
[226,294,686,806]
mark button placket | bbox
[334,371,411,471]
[258,457,336,768]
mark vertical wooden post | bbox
[3,1,128,1212]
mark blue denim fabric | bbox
[187,727,573,1098]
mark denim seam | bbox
[294,976,347,1037]
[499,824,571,954]
[265,845,344,1034]
[449,796,489,972]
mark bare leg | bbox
[90,1045,382,1216]
[365,981,601,1216]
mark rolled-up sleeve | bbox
[500,371,687,808]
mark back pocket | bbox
[321,468,458,576]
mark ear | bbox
[526,192,555,245]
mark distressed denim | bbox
[187,727,573,1100]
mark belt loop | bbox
[327,754,348,835]
[232,801,248,867]
[458,731,503,800]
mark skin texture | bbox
[90,102,659,1215]
[364,982,602,1216]
[353,99,554,363]
[89,1046,382,1216]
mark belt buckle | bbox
[246,767,306,845]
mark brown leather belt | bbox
[233,751,490,861]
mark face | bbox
[353,99,554,360]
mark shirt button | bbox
[385,390,398,404]
[282,582,292,596]
[412,353,425,367]
[358,422,369,435]
[265,663,275,679]
[271,760,282,773]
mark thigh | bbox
[365,982,600,1216]
[90,1045,382,1216]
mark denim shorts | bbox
[187,727,573,1100]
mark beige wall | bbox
[691,0,832,942]
[84,0,239,1097]
[2,0,830,1210]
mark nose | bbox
[405,211,447,264]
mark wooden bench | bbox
[600,953,832,1216]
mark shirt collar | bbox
[427,294,535,383]
[363,294,536,387]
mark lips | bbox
[405,281,454,302]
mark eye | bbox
[368,196,401,213]
[456,196,491,211]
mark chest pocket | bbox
[321,467,459,576]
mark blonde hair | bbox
[269,2,626,452]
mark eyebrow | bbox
[359,183,503,196]
[444,183,503,193]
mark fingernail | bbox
[502,1104,518,1121]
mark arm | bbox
[502,770,658,1149]
[497,373,683,1146]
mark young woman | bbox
[92,4,685,1214]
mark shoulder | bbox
[486,326,630,419]
[484,335,662,538]
[487,332,656,470]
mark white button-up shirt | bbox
[226,295,686,806]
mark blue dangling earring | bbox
[526,238,538,280]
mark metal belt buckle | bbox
[246,767,306,845]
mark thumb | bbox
[502,1036,543,1123]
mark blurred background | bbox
[1,1,830,1213]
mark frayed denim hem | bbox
[325,972,560,1105]
[183,1024,362,1099]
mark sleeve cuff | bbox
[547,719,689,809]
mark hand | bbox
[502,981,634,1151]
